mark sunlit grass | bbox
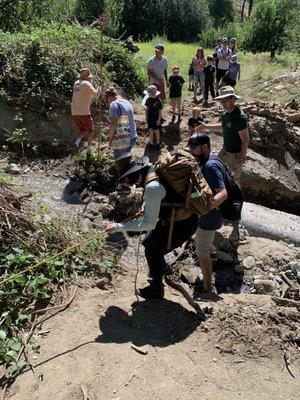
[136,37,299,103]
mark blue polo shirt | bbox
[199,155,226,230]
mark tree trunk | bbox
[248,0,254,16]
[241,0,247,22]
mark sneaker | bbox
[136,283,164,299]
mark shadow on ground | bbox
[97,299,201,348]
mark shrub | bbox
[0,24,147,116]
[199,22,244,48]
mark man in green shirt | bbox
[195,86,249,185]
[195,86,249,242]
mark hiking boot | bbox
[136,283,164,299]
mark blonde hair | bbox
[192,107,201,114]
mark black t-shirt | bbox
[168,75,185,98]
[145,97,163,120]
[188,116,204,129]
[203,64,216,82]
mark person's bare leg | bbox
[149,129,154,145]
[198,258,213,292]
[155,129,160,144]
[177,99,181,117]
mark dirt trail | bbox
[8,237,300,400]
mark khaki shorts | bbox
[195,227,216,261]
[218,148,241,184]
[170,97,181,105]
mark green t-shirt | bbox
[220,107,248,153]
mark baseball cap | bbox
[188,133,210,149]
[155,44,164,51]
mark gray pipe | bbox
[241,202,300,246]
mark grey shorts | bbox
[195,227,216,261]
[218,148,242,184]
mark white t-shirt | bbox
[217,48,232,71]
[147,56,168,84]
[71,80,99,115]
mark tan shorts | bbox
[195,227,216,261]
[218,148,241,184]
[170,97,181,105]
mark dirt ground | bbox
[7,235,300,400]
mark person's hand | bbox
[194,123,205,132]
[232,161,243,171]
[156,119,161,126]
[105,223,118,232]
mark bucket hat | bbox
[214,86,240,100]
[119,156,150,181]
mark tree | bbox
[242,0,296,58]
[74,0,105,23]
[208,0,235,28]
[122,0,211,42]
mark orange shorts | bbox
[72,115,94,134]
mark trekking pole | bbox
[97,13,106,154]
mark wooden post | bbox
[97,13,106,153]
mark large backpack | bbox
[208,155,244,221]
[147,149,214,249]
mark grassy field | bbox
[136,38,300,103]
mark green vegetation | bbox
[0,180,116,381]
[242,0,299,58]
[208,0,235,28]
[0,25,147,117]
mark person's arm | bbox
[157,109,162,125]
[108,116,118,144]
[210,187,228,210]
[86,81,101,98]
[233,128,249,171]
[238,64,241,81]
[164,68,169,87]
[106,181,166,233]
[145,106,148,124]
[194,122,222,133]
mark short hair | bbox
[207,56,214,61]
[105,86,118,98]
[192,107,201,114]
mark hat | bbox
[119,155,150,181]
[144,85,160,97]
[222,37,228,44]
[79,68,93,80]
[231,54,237,60]
[115,153,132,176]
[155,44,164,51]
[188,133,210,149]
[214,86,240,100]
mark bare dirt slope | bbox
[8,239,300,400]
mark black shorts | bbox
[222,76,236,87]
[216,68,228,83]
[148,118,160,130]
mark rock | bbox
[286,113,300,123]
[5,163,21,174]
[243,256,256,270]
[181,269,199,285]
[254,279,276,294]
[93,217,103,228]
[275,276,283,284]
[95,277,111,290]
[274,84,285,91]
[215,251,233,263]
[82,218,93,234]
[288,261,300,280]
[234,264,244,274]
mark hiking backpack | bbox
[146,150,214,249]
[208,155,244,221]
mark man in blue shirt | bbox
[188,133,228,293]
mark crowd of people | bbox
[70,39,249,299]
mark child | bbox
[188,62,194,91]
[145,85,163,149]
[221,55,241,88]
[168,65,185,120]
[188,107,204,135]
[203,56,216,107]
